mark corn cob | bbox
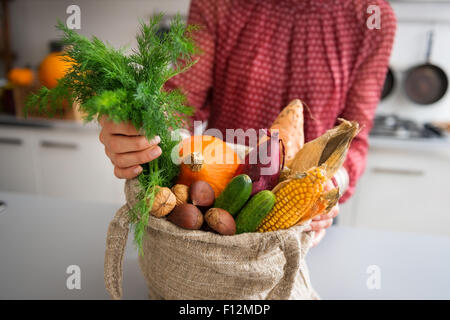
[256,166,327,232]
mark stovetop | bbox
[370,114,445,139]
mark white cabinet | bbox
[0,128,38,194]
[340,138,450,237]
[0,125,125,204]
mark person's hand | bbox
[308,205,339,247]
[99,116,162,179]
[305,180,340,247]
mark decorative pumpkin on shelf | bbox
[177,135,241,197]
[38,52,73,89]
[7,68,34,86]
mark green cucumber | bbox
[214,174,252,216]
[235,190,276,234]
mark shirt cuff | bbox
[333,167,349,197]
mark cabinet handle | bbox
[0,137,22,145]
[40,140,78,150]
[371,167,425,176]
[0,201,6,214]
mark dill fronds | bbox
[26,14,199,253]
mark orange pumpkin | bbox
[38,52,73,89]
[177,135,241,197]
[7,68,34,86]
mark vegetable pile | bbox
[155,100,359,237]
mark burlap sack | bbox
[104,178,319,300]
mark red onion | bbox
[234,130,284,195]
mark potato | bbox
[167,203,203,230]
[190,180,215,207]
[201,222,214,232]
[205,208,236,235]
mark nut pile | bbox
[150,180,237,235]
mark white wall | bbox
[9,0,191,69]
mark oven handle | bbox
[371,167,425,176]
[0,137,23,146]
[40,140,78,150]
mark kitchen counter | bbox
[369,135,450,151]
[0,191,449,300]
[308,227,450,299]
[0,114,99,132]
[3,113,449,149]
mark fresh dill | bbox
[26,14,198,253]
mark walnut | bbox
[149,187,176,218]
[171,184,189,205]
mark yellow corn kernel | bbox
[257,167,327,232]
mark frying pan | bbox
[404,30,448,105]
[381,67,395,100]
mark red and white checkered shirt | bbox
[166,0,396,202]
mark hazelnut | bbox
[205,208,236,235]
[167,203,203,230]
[190,180,215,207]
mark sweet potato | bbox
[270,99,304,168]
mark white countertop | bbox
[307,227,450,299]
[0,114,100,132]
[0,191,449,300]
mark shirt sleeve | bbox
[339,2,397,203]
[164,0,217,124]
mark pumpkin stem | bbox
[184,152,204,172]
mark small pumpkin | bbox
[7,68,34,86]
[38,52,73,89]
[177,135,241,197]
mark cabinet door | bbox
[353,146,450,236]
[35,130,125,204]
[0,128,37,194]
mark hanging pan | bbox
[381,67,395,100]
[404,30,448,105]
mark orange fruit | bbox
[38,52,73,88]
[7,68,34,86]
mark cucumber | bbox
[214,174,252,216]
[235,190,276,234]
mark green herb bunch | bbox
[26,14,198,253]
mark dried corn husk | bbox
[264,119,360,229]
[286,119,360,180]
[296,187,340,225]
